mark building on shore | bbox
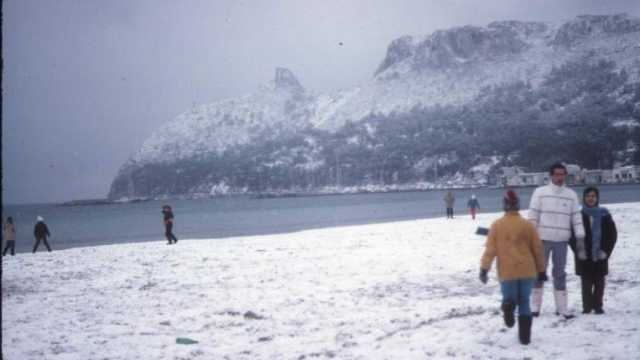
[501,170,548,187]
[565,164,583,184]
[499,164,638,186]
[612,165,640,183]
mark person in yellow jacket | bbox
[3,217,16,256]
[479,189,547,345]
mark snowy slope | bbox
[3,202,639,359]
[127,14,640,167]
[132,67,316,164]
[316,15,640,131]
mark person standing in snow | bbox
[467,194,480,220]
[528,163,584,319]
[444,191,455,219]
[162,205,178,244]
[479,189,546,345]
[569,187,617,314]
[32,216,52,253]
[3,216,17,256]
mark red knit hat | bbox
[503,189,519,209]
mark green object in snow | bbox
[176,337,199,345]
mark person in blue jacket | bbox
[467,194,480,220]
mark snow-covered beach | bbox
[3,203,639,359]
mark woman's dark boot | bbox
[594,276,605,314]
[501,301,515,328]
[581,276,593,314]
[518,315,532,345]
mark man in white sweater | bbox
[528,163,585,319]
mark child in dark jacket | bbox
[569,187,617,314]
[162,205,178,244]
[33,216,52,253]
[467,194,480,220]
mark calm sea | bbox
[3,184,640,253]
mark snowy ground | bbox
[3,203,639,359]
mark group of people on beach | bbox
[2,163,619,348]
[2,205,179,255]
[478,163,617,345]
[3,216,52,255]
[442,191,481,219]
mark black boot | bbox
[501,301,515,328]
[581,275,594,314]
[593,276,605,314]
[518,315,532,345]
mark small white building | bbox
[582,169,615,184]
[502,171,548,187]
[612,165,640,182]
[565,164,583,184]
[583,169,605,184]
[499,166,525,186]
[601,170,614,183]
[499,164,640,186]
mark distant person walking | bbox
[569,187,617,314]
[467,194,481,220]
[32,216,52,253]
[528,163,584,319]
[3,217,16,256]
[479,189,546,345]
[162,205,178,244]
[444,191,455,219]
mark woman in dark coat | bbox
[569,187,617,314]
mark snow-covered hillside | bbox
[130,14,640,165]
[109,14,640,200]
[320,14,640,131]
[3,203,639,359]
[134,68,316,164]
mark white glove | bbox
[598,250,608,260]
[576,237,587,260]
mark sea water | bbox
[3,184,639,253]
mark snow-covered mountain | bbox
[317,14,640,130]
[110,14,640,200]
[133,67,316,164]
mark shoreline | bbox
[6,201,639,255]
[6,182,639,207]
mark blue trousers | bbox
[500,278,535,316]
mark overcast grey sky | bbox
[3,0,640,204]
